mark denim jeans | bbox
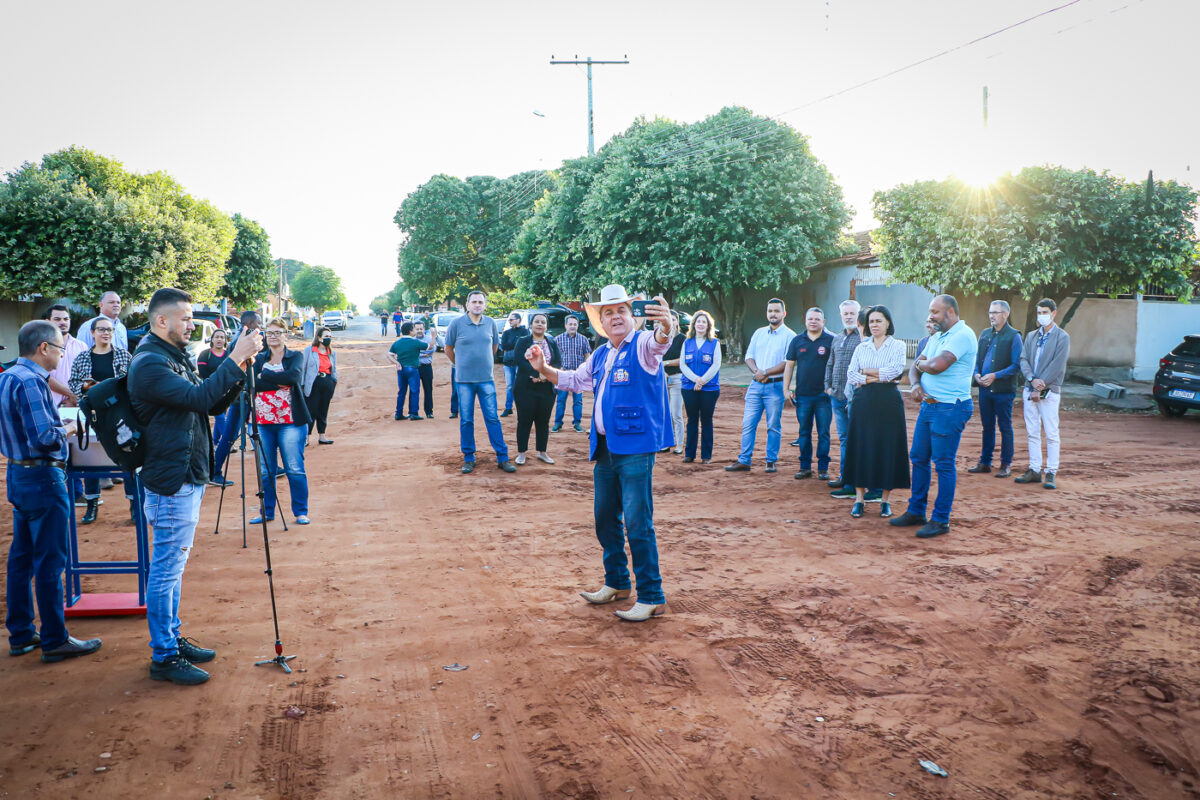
[449,367,459,415]
[213,397,246,480]
[555,389,584,426]
[831,394,850,480]
[977,387,1015,466]
[396,366,420,416]
[455,381,509,463]
[258,423,309,518]
[144,482,206,661]
[793,393,832,470]
[907,399,973,523]
[681,388,719,460]
[6,465,71,651]
[593,439,663,605]
[502,364,517,412]
[737,381,784,464]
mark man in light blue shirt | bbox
[891,294,977,539]
[726,298,795,473]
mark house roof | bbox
[816,230,877,268]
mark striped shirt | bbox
[0,358,69,462]
[554,331,592,371]
[823,329,862,397]
[846,336,907,386]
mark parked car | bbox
[322,310,347,331]
[432,311,462,351]
[504,307,595,341]
[128,320,216,366]
[1153,334,1200,417]
[192,310,241,333]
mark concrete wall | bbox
[0,301,38,358]
[857,283,936,342]
[1135,299,1200,380]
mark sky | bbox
[2,0,1195,311]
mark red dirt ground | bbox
[2,322,1198,799]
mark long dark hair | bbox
[311,326,332,349]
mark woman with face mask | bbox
[302,326,338,445]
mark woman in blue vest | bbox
[525,285,675,622]
[678,310,721,464]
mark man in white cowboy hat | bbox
[525,284,675,622]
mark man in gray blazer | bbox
[1015,298,1071,490]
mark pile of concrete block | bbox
[1092,382,1127,399]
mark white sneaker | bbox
[537,452,554,464]
[515,453,526,465]
[580,586,631,605]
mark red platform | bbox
[64,593,147,617]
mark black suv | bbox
[1153,334,1200,417]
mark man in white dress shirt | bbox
[726,298,795,474]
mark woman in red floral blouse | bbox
[250,318,313,525]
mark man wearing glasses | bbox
[969,300,1023,478]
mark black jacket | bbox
[500,326,529,366]
[253,349,312,427]
[129,333,245,495]
[513,335,562,395]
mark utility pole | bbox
[550,54,629,156]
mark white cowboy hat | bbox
[584,284,645,334]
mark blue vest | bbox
[680,338,719,391]
[588,331,673,459]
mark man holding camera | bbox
[129,288,262,685]
[525,285,675,622]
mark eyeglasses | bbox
[45,342,65,353]
[94,327,114,333]
[265,331,285,337]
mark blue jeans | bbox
[907,400,973,523]
[737,381,784,464]
[213,397,246,480]
[555,388,584,426]
[144,482,206,661]
[977,387,1015,466]
[502,364,517,412]
[455,381,509,463]
[396,366,420,416]
[593,440,663,605]
[5,465,71,651]
[258,423,309,518]
[793,393,832,470]
[449,367,459,414]
[831,394,850,481]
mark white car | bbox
[432,311,462,350]
[322,310,347,331]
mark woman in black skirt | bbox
[842,305,910,519]
[512,313,562,465]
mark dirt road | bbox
[2,318,1197,799]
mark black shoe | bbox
[682,456,695,463]
[725,462,751,472]
[500,409,513,417]
[793,469,813,480]
[1014,468,1042,484]
[408,414,422,421]
[111,477,124,485]
[177,636,215,663]
[817,471,829,481]
[573,422,583,432]
[850,502,864,518]
[889,511,927,527]
[9,633,40,656]
[765,462,777,473]
[449,412,458,419]
[826,476,843,488]
[81,498,99,525]
[461,461,475,474]
[880,502,893,518]
[915,521,951,539]
[1043,471,1057,490]
[149,655,210,685]
[551,423,563,432]
[789,438,800,446]
[207,477,234,487]
[498,461,517,473]
[394,413,403,420]
[830,486,856,499]
[41,636,102,663]
[967,462,991,474]
[863,489,883,503]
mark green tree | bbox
[221,214,275,306]
[873,166,1199,329]
[290,264,346,314]
[0,146,236,302]
[275,258,309,287]
[369,294,391,315]
[510,108,853,358]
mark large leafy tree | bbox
[290,264,346,314]
[873,166,1198,329]
[221,214,275,306]
[0,147,236,303]
[510,108,853,358]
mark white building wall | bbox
[1135,298,1200,380]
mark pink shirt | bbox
[555,331,671,435]
[50,334,89,406]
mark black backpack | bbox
[78,374,146,471]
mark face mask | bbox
[322,337,332,347]
[1037,314,1053,327]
